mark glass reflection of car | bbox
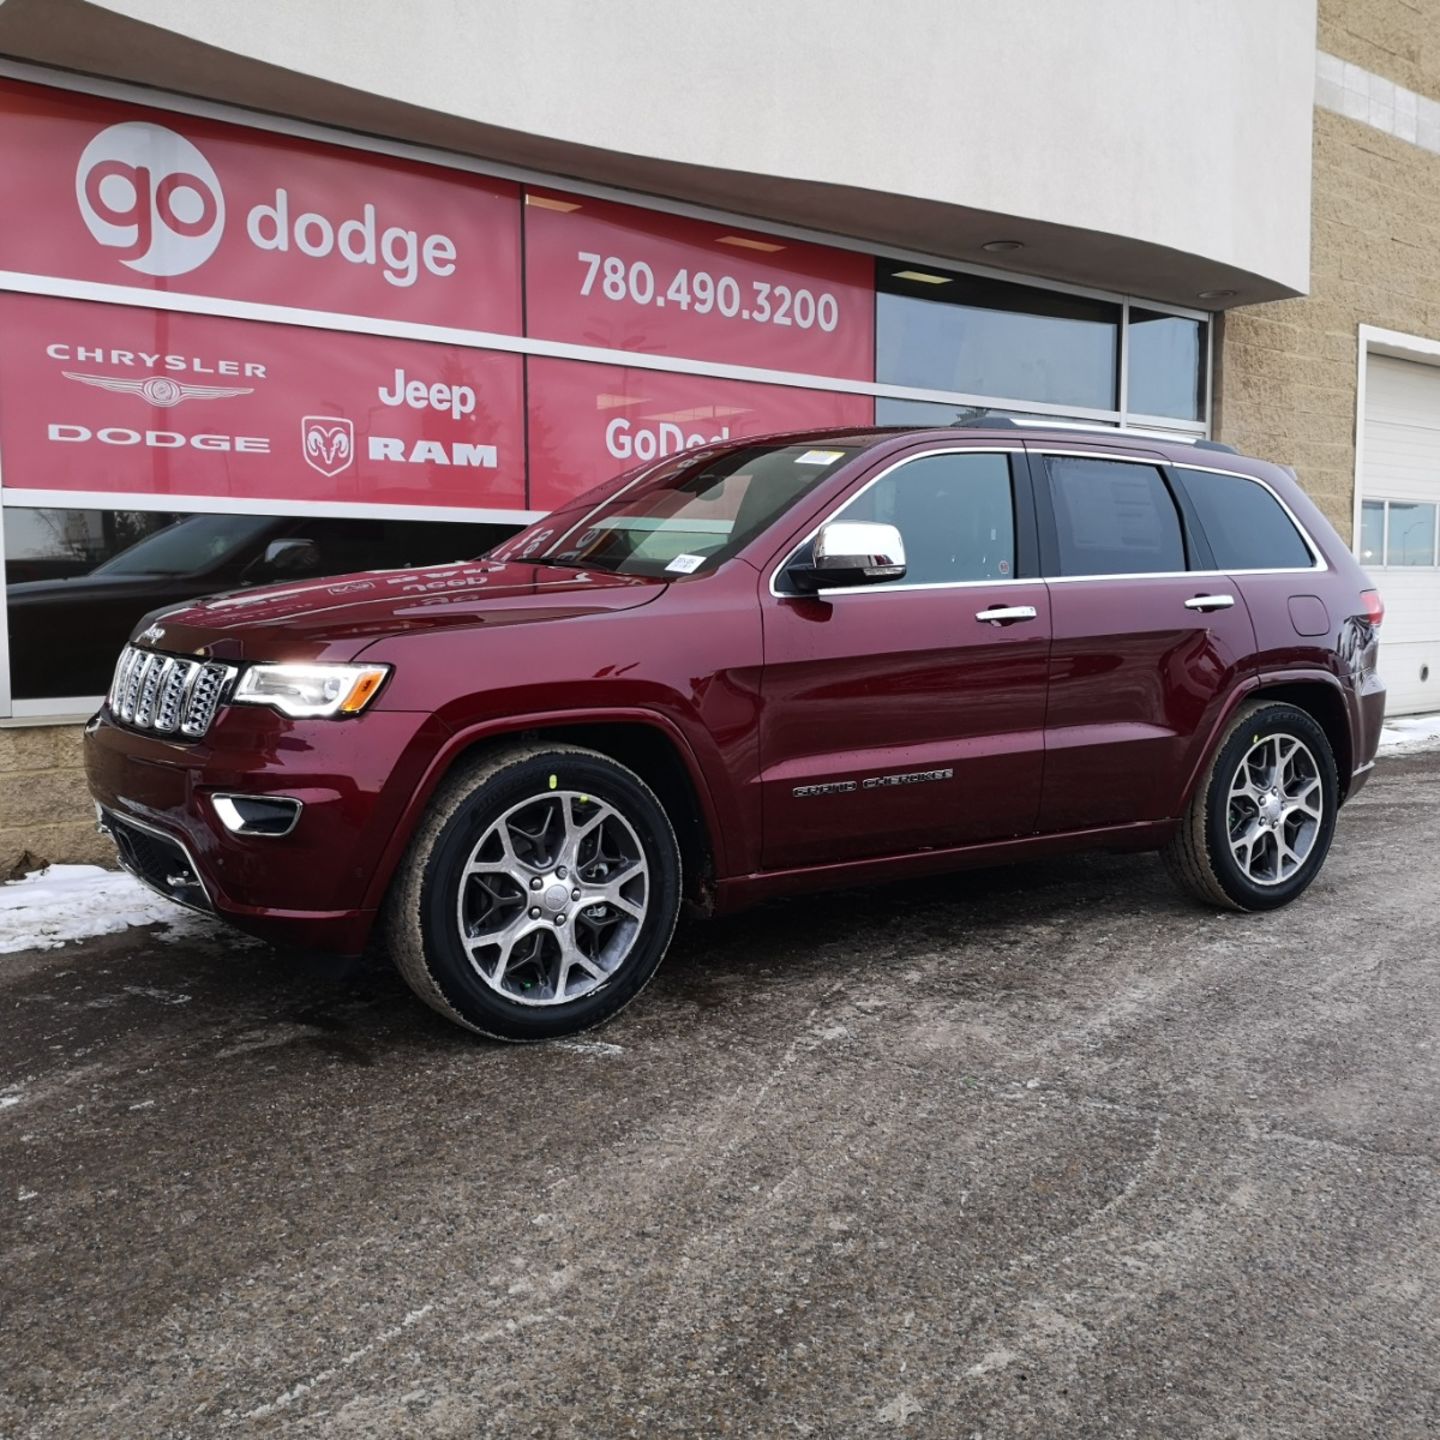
[7,513,505,698]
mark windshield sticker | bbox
[666,553,707,574]
[796,449,846,465]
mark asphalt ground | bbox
[3,753,1438,1438]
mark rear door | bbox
[1031,444,1257,832]
[758,444,1050,870]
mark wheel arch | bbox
[363,711,721,915]
[1245,678,1355,801]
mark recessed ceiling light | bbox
[525,194,582,212]
[892,269,952,285]
[717,235,786,253]
[982,239,1025,253]
[1197,288,1237,300]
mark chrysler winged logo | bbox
[138,623,165,647]
[63,371,253,407]
[301,416,354,477]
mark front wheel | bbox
[386,743,681,1040]
[1164,700,1339,912]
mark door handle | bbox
[1184,594,1236,612]
[976,605,1038,625]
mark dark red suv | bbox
[85,422,1386,1040]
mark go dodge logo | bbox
[74,120,458,288]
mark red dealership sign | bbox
[526,357,873,509]
[0,293,526,510]
[0,78,521,331]
[524,189,875,381]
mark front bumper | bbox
[84,702,449,954]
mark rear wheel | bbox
[1163,701,1338,912]
[387,744,681,1040]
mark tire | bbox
[1163,700,1339,912]
[385,743,681,1041]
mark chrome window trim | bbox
[800,577,1039,598]
[767,446,1025,599]
[1168,460,1328,574]
[768,444,1330,600]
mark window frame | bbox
[1170,465,1324,575]
[1027,450,1326,582]
[1031,450,1198,580]
[769,444,1040,598]
[1358,496,1440,570]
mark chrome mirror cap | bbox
[789,521,907,592]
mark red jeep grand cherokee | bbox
[85,422,1386,1041]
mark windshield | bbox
[93,514,278,577]
[492,441,859,577]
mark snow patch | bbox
[1378,713,1440,756]
[0,864,213,956]
[553,1039,625,1057]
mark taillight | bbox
[1361,589,1384,627]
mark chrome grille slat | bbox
[182,660,232,738]
[106,644,235,740]
[154,659,194,733]
[108,647,137,708]
[121,650,153,723]
[135,655,171,728]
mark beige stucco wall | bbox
[1216,0,1440,533]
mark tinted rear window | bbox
[1046,456,1185,576]
[1179,470,1313,570]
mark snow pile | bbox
[0,864,208,955]
[1378,712,1440,756]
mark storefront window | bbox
[875,397,1118,428]
[876,268,1120,411]
[0,71,1217,716]
[4,508,512,699]
[1127,308,1206,421]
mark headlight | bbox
[231,662,390,719]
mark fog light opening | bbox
[212,794,304,838]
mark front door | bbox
[758,447,1051,870]
[1032,448,1258,832]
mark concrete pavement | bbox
[3,755,1439,1438]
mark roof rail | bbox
[947,416,1236,454]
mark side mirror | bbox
[259,538,320,575]
[787,521,906,593]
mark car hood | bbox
[133,560,670,664]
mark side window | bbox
[1045,456,1185,576]
[1177,470,1315,570]
[834,452,1015,585]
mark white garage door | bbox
[1360,354,1440,715]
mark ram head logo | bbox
[301,416,355,477]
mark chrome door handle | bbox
[1184,594,1236,612]
[976,605,1038,624]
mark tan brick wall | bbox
[0,725,116,875]
[1319,0,1440,103]
[1217,71,1440,533]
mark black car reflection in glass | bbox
[5,510,514,700]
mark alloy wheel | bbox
[454,789,649,1005]
[1226,733,1324,886]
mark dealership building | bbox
[0,0,1435,872]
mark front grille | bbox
[101,810,213,914]
[108,645,236,739]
